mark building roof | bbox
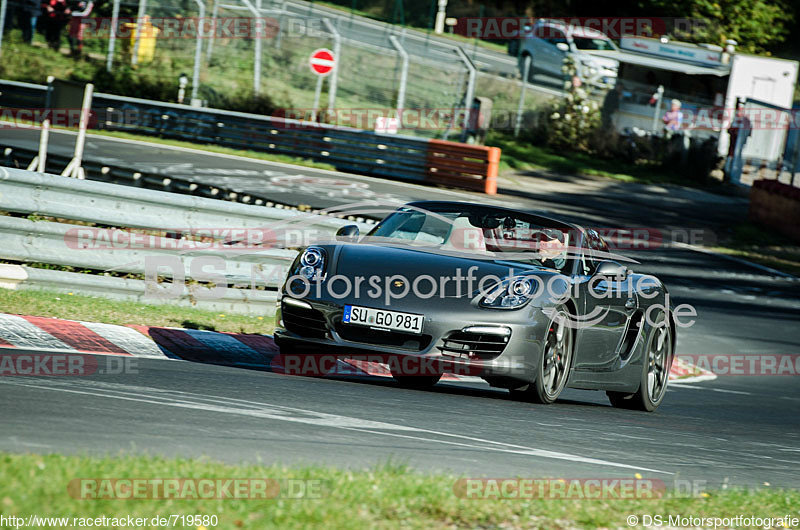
[612,49,731,77]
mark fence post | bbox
[190,0,205,103]
[388,35,408,121]
[206,0,219,60]
[651,85,664,133]
[455,47,476,143]
[514,54,531,137]
[131,0,147,66]
[0,0,7,58]
[485,146,500,195]
[322,18,340,115]
[106,0,120,72]
[239,0,262,95]
[254,0,263,95]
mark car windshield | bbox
[572,37,616,51]
[366,206,573,272]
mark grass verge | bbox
[489,131,710,187]
[0,288,274,334]
[712,222,800,277]
[1,452,798,529]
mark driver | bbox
[536,229,567,270]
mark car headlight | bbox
[480,277,535,309]
[299,247,326,279]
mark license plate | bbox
[342,305,424,334]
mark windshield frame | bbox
[366,203,582,274]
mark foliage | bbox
[646,0,793,54]
[544,57,601,153]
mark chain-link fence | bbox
[0,0,558,140]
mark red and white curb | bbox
[670,355,717,383]
[0,313,711,383]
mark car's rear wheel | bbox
[391,373,441,389]
[607,315,673,412]
[511,308,573,404]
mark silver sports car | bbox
[274,201,675,411]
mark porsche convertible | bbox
[274,201,675,411]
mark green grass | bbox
[712,221,800,277]
[0,288,274,334]
[489,131,715,187]
[1,452,798,529]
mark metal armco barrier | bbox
[0,79,502,195]
[426,140,500,195]
[0,167,370,315]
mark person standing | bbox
[17,0,41,44]
[42,0,71,51]
[724,105,753,184]
[67,0,93,57]
[662,99,683,133]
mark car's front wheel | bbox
[511,308,574,404]
[607,315,673,412]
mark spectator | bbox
[67,0,93,57]
[662,99,683,133]
[601,82,623,129]
[17,0,41,44]
[724,105,753,184]
[42,0,71,51]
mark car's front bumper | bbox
[273,296,547,383]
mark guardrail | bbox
[0,167,370,315]
[0,79,501,195]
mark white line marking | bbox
[670,383,752,396]
[0,378,670,474]
[710,388,752,395]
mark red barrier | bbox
[425,139,500,195]
[749,180,800,243]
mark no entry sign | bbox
[309,48,336,76]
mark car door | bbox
[541,26,569,75]
[572,231,636,370]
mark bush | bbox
[543,57,601,153]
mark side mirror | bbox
[594,260,628,279]
[556,42,570,52]
[336,224,360,242]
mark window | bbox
[572,37,615,51]
[582,229,610,274]
[545,28,568,46]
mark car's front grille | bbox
[335,323,432,352]
[438,330,510,360]
[282,302,328,339]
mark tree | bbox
[643,0,793,54]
